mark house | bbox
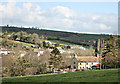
[65,50,74,54]
[69,45,74,49]
[71,54,99,70]
[34,48,44,56]
[56,47,65,53]
[19,51,27,57]
[79,46,86,50]
[23,46,29,49]
[45,40,52,44]
[31,45,37,48]
[0,47,12,55]
[70,45,86,50]
[16,38,20,41]
[7,34,12,38]
[0,50,10,55]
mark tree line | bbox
[99,35,120,68]
[2,31,54,49]
[2,26,110,48]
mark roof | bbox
[39,49,44,51]
[76,56,99,62]
[99,56,104,59]
[93,63,100,67]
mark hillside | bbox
[1,26,110,47]
[2,69,119,82]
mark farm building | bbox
[71,54,100,70]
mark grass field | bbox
[49,40,76,45]
[12,40,37,47]
[2,69,119,82]
[8,39,37,48]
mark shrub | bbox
[36,64,47,74]
[23,67,37,76]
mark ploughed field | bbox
[2,69,119,82]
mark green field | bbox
[49,40,76,45]
[2,69,119,82]
[12,40,37,47]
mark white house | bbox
[0,47,12,55]
[79,46,86,50]
[71,54,99,70]
[19,51,27,57]
[34,48,44,56]
[56,47,65,53]
[65,50,74,53]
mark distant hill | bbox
[1,26,110,48]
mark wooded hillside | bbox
[1,26,110,47]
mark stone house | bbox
[71,54,99,70]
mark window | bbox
[80,63,81,65]
[74,66,76,69]
[74,62,76,64]
[86,63,88,65]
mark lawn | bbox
[2,69,119,82]
[49,40,76,45]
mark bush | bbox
[81,69,84,71]
[2,67,10,77]
[36,64,47,74]
[23,67,37,76]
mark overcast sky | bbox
[0,0,118,34]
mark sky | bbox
[0,0,118,34]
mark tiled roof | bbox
[93,63,100,67]
[39,49,44,51]
[76,56,99,62]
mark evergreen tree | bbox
[49,48,62,69]
[43,41,46,48]
[102,35,119,68]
